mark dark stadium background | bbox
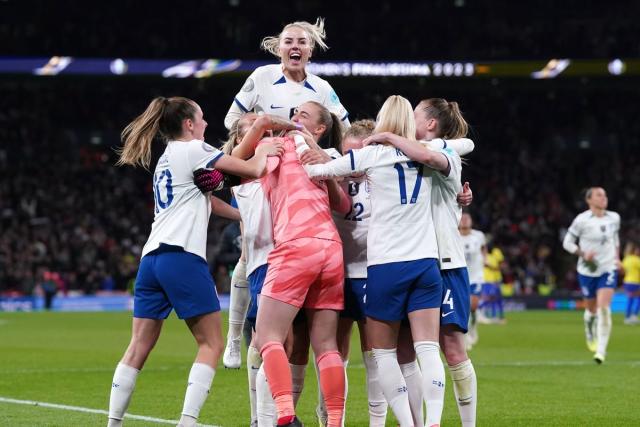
[1,0,638,304]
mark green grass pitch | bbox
[1,310,638,426]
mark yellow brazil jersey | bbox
[622,254,640,284]
[483,248,504,283]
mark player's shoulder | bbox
[605,210,620,221]
[471,229,486,240]
[574,210,592,222]
[187,139,219,153]
[305,70,331,91]
[251,64,282,83]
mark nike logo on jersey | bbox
[442,311,454,318]
[233,284,248,289]
[270,104,284,109]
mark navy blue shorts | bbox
[470,282,483,297]
[440,268,471,332]
[133,246,219,320]
[246,263,268,328]
[340,278,366,321]
[624,283,640,294]
[482,283,500,297]
[578,271,617,299]
[366,258,442,322]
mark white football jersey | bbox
[426,138,475,156]
[306,144,438,266]
[427,147,465,270]
[233,181,274,276]
[224,64,350,129]
[333,175,370,278]
[564,210,621,276]
[460,230,486,284]
[141,140,223,260]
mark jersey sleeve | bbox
[434,148,462,193]
[224,69,260,129]
[563,216,582,254]
[613,213,621,248]
[305,146,377,179]
[187,141,224,172]
[426,138,475,156]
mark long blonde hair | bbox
[220,113,257,155]
[260,18,329,58]
[117,96,197,169]
[374,95,416,139]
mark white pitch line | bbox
[0,396,220,427]
[0,366,180,375]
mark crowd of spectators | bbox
[0,74,638,297]
[2,0,638,61]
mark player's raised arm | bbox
[231,115,299,160]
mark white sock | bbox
[449,359,477,427]
[290,363,307,408]
[400,360,424,427]
[181,363,215,422]
[256,364,276,426]
[372,348,413,427]
[597,307,612,356]
[584,309,597,341]
[414,341,445,427]
[247,346,262,424]
[363,351,387,427]
[228,259,249,339]
[108,363,139,421]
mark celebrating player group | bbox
[108,17,507,427]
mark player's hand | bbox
[583,251,596,262]
[362,132,394,147]
[193,168,225,193]
[287,129,320,150]
[300,149,332,165]
[255,140,284,157]
[457,182,473,206]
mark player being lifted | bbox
[224,17,349,129]
[221,17,349,370]
[563,187,621,363]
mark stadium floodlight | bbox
[531,59,571,79]
[110,58,128,75]
[33,56,72,75]
[607,59,626,75]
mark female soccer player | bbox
[106,96,282,427]
[563,187,621,363]
[364,98,478,427]
[304,95,452,427]
[302,119,389,426]
[224,18,349,130]
[229,102,350,427]
[221,17,350,368]
[622,242,640,324]
[459,213,487,348]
